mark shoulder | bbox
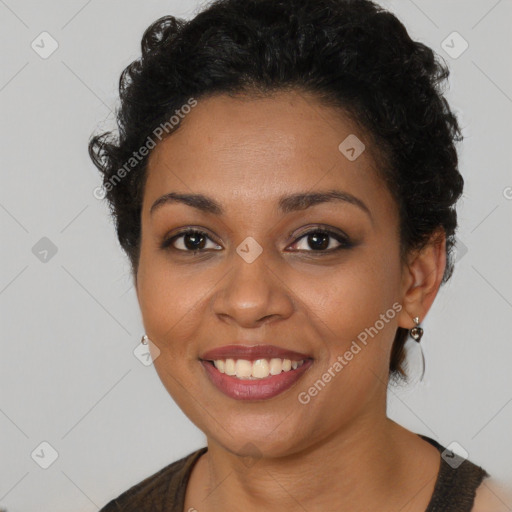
[98,447,207,511]
[416,434,506,511]
[472,477,512,512]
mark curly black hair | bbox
[88,0,464,380]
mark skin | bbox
[135,90,452,511]
[473,480,512,511]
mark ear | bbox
[397,229,447,329]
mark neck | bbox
[191,414,426,512]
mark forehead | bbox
[144,91,392,218]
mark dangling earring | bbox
[408,316,425,381]
[141,334,149,345]
[409,316,423,342]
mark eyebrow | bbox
[149,190,372,220]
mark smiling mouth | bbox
[200,357,314,400]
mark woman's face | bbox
[136,91,409,457]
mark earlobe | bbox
[397,229,447,330]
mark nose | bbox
[211,250,295,328]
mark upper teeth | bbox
[213,358,305,379]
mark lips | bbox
[199,344,313,401]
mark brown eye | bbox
[161,229,222,252]
[290,228,352,253]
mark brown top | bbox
[99,434,489,511]
[420,435,489,512]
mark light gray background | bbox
[1,1,511,510]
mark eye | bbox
[161,229,222,252]
[288,228,352,253]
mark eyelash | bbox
[160,227,353,255]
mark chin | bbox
[205,411,310,460]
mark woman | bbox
[89,0,507,510]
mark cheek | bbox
[136,257,214,424]
[292,249,402,419]
[136,250,199,355]
[296,248,401,344]
[137,249,228,364]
